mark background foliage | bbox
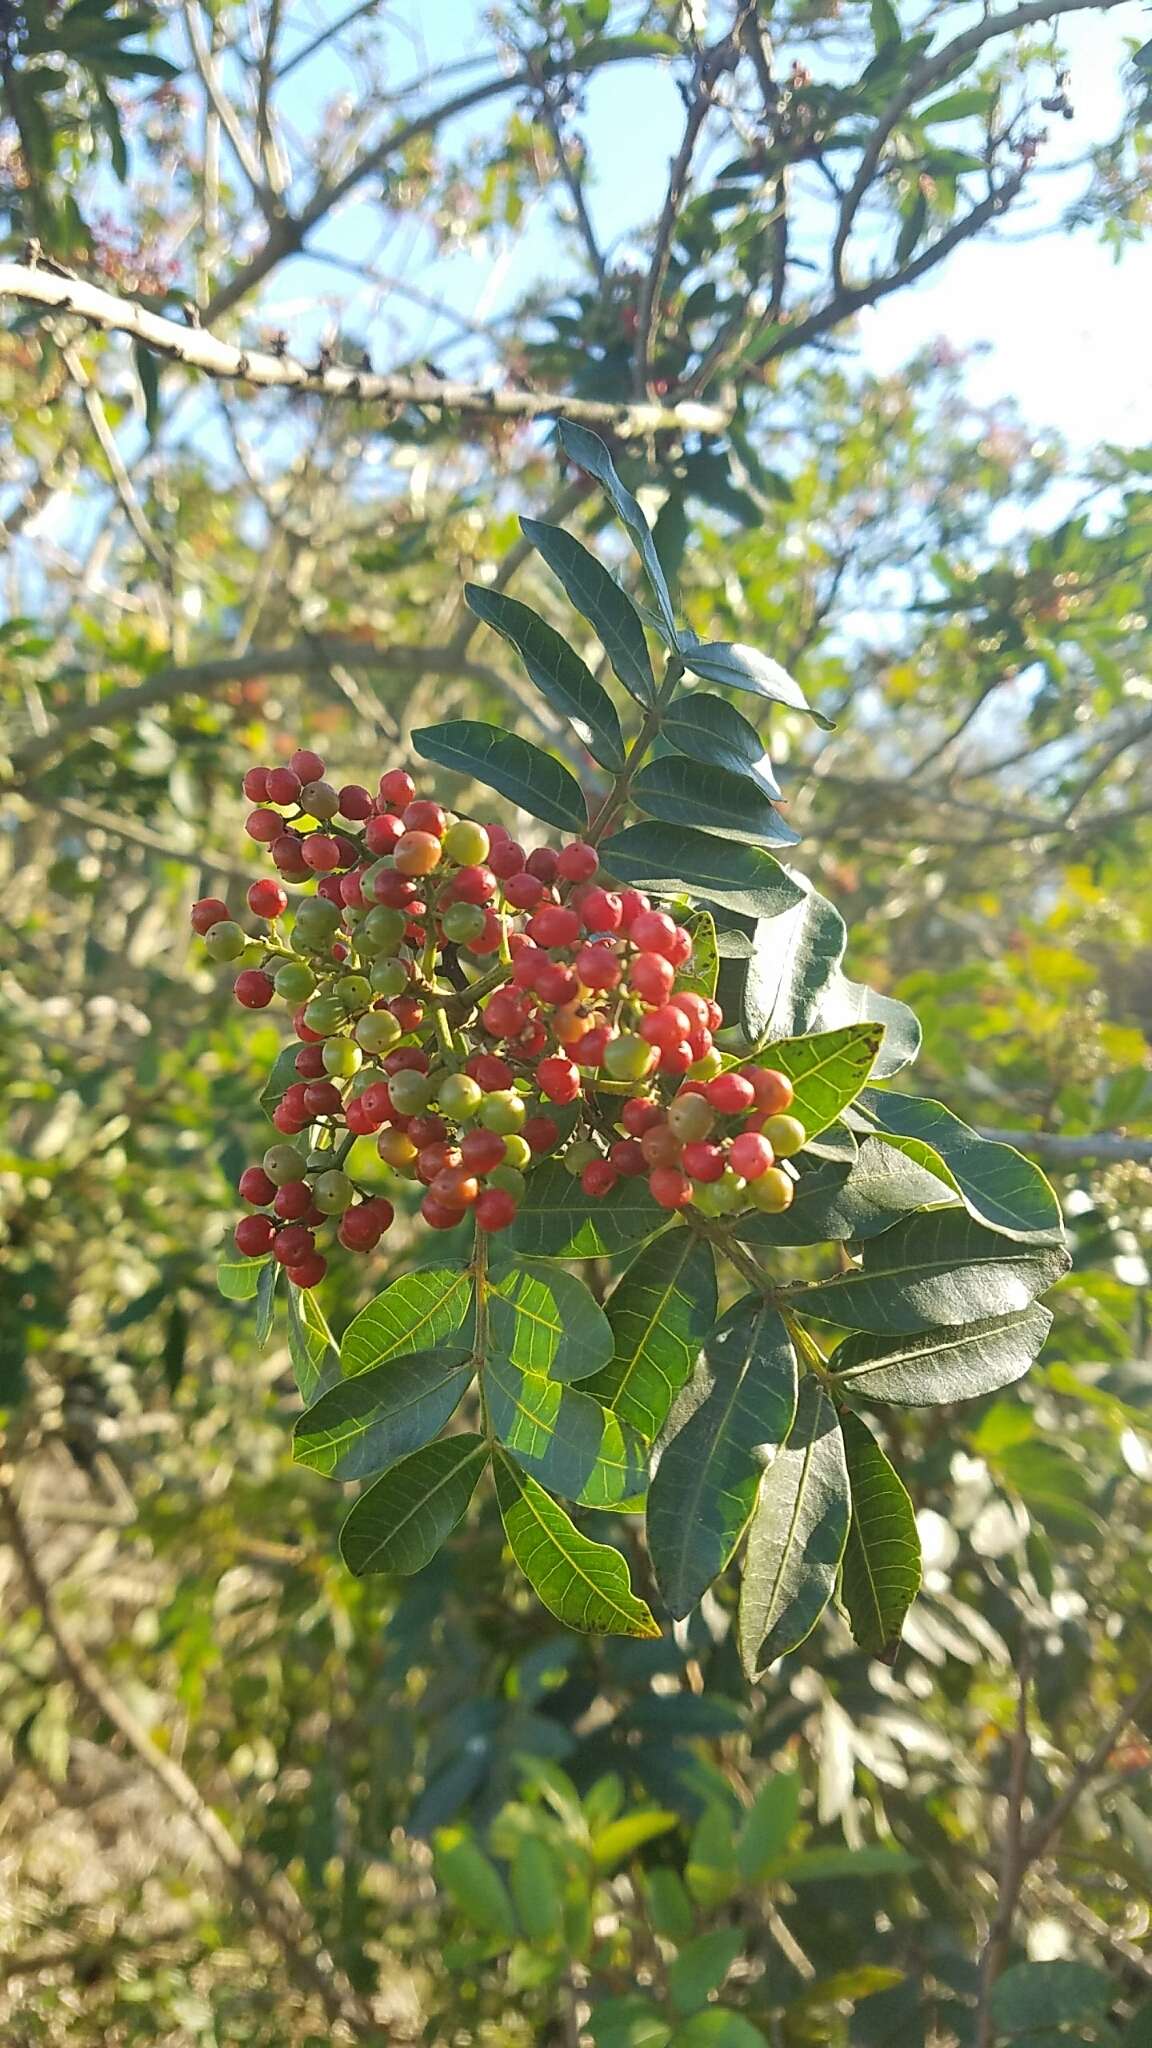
[1,1,1151,2042]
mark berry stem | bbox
[586,651,685,845]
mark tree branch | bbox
[0,263,729,436]
[973,1129,1152,1167]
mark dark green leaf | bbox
[830,1305,1053,1406]
[648,1298,798,1619]
[989,1961,1114,2034]
[519,517,655,704]
[667,1928,744,2016]
[339,1433,488,1576]
[678,908,719,1003]
[631,757,799,848]
[254,1256,279,1344]
[838,1412,921,1657]
[134,340,160,432]
[509,1159,668,1259]
[810,970,921,1081]
[259,1042,303,1117]
[785,1211,1070,1334]
[589,1231,717,1440]
[412,719,586,832]
[757,1025,884,1137]
[218,1256,266,1301]
[870,0,901,49]
[737,1380,848,1678]
[679,641,833,728]
[855,1090,1064,1244]
[489,1260,613,1382]
[766,1847,917,1884]
[464,585,625,770]
[588,1996,673,2048]
[669,2013,768,2046]
[663,691,781,799]
[485,1354,648,1507]
[494,1452,661,1637]
[285,1283,341,1403]
[434,1823,518,1936]
[293,1347,474,1480]
[921,87,992,122]
[340,1264,473,1375]
[600,822,805,923]
[736,1773,802,1880]
[556,419,677,640]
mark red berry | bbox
[365,812,404,855]
[581,1158,619,1197]
[639,1004,687,1051]
[468,1053,513,1091]
[575,944,621,991]
[526,847,560,884]
[239,1165,277,1206]
[339,1203,384,1250]
[247,878,288,920]
[451,864,498,904]
[274,1180,313,1220]
[682,1141,726,1183]
[665,924,693,968]
[302,835,341,873]
[609,1138,646,1177]
[471,908,504,954]
[512,947,543,990]
[618,889,651,928]
[370,870,418,908]
[745,1066,795,1115]
[287,1250,327,1288]
[580,887,623,933]
[362,1195,395,1232]
[535,961,579,1007]
[303,1080,343,1117]
[421,1193,466,1231]
[235,1214,274,1256]
[729,1132,774,1180]
[659,1041,694,1076]
[245,807,281,843]
[402,799,446,836]
[537,1056,581,1104]
[528,904,581,949]
[671,990,709,1032]
[191,896,230,934]
[385,1047,429,1075]
[344,1096,378,1136]
[288,748,325,785]
[503,872,546,911]
[704,1072,756,1115]
[338,783,373,820]
[621,1097,664,1138]
[294,1006,324,1044]
[379,768,416,809]
[390,995,425,1033]
[432,1167,479,1208]
[557,841,598,883]
[340,868,366,907]
[242,766,270,801]
[317,875,345,906]
[461,1128,507,1172]
[489,839,526,879]
[273,1223,314,1265]
[576,1025,609,1067]
[235,969,274,1009]
[359,1081,392,1122]
[483,989,529,1039]
[629,951,675,1004]
[265,766,301,806]
[641,1122,682,1168]
[272,1102,307,1135]
[649,1166,693,1210]
[416,1142,461,1185]
[523,1114,560,1156]
[475,1187,517,1232]
[272,832,310,879]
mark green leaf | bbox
[811,969,921,1082]
[737,1380,849,1678]
[829,1305,1053,1406]
[339,1433,488,1576]
[591,1808,679,1871]
[464,584,625,770]
[340,1264,473,1375]
[667,1929,744,2016]
[412,719,587,832]
[757,1025,884,1137]
[855,1090,1064,1244]
[631,757,799,848]
[669,2015,768,2047]
[742,890,846,1044]
[647,1298,798,1619]
[766,1847,917,1884]
[588,1997,673,2048]
[989,1961,1114,2034]
[588,1231,717,1440]
[733,1137,951,1250]
[259,1041,303,1116]
[678,908,719,1003]
[870,0,901,51]
[600,822,805,923]
[218,1256,266,1302]
[785,1211,1070,1334]
[294,1347,474,1480]
[489,1260,613,1382]
[736,1772,802,1881]
[134,339,160,432]
[920,87,992,122]
[485,1355,648,1507]
[434,1824,518,1937]
[838,1412,921,1659]
[519,517,655,705]
[679,641,833,728]
[663,692,781,799]
[254,1256,279,1344]
[285,1283,341,1403]
[509,1159,668,1259]
[493,1452,661,1638]
[510,1835,565,1944]
[556,419,677,640]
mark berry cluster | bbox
[193,748,807,1287]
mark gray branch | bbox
[976,1129,1152,1167]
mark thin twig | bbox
[975,1643,1032,2046]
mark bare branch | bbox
[633,55,717,397]
[0,262,728,435]
[61,344,169,574]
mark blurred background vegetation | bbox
[1,0,1151,2041]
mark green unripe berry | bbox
[322,1037,363,1078]
[485,1164,526,1201]
[693,1168,745,1217]
[747,1166,795,1213]
[312,1170,354,1215]
[687,1046,724,1082]
[604,1032,658,1083]
[387,1069,434,1117]
[296,898,341,939]
[337,973,372,1014]
[438,1073,483,1121]
[263,1143,309,1186]
[369,957,409,999]
[274,960,316,1002]
[760,1114,806,1159]
[502,1133,532,1170]
[564,1139,599,1177]
[303,994,346,1037]
[668,1093,716,1142]
[355,1009,402,1054]
[361,906,407,954]
[442,819,490,866]
[478,1089,526,1135]
[205,920,247,961]
[441,902,487,945]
